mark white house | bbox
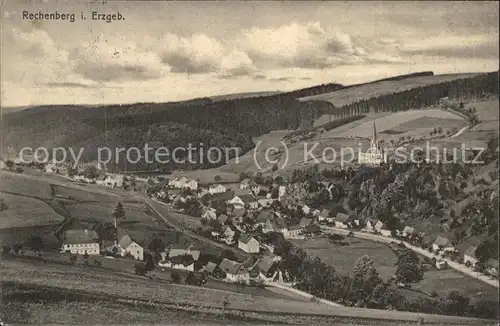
[184,179,198,191]
[375,220,391,237]
[334,213,350,228]
[282,225,303,239]
[218,258,249,283]
[229,194,258,210]
[302,204,311,215]
[61,229,100,255]
[278,185,287,200]
[117,233,144,261]
[103,174,124,188]
[238,233,260,253]
[222,226,235,240]
[169,176,188,189]
[209,184,227,194]
[463,246,478,267]
[240,178,258,191]
[435,260,448,270]
[201,207,217,220]
[160,247,200,271]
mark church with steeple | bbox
[358,122,386,165]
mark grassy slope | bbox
[298,73,481,107]
[291,237,398,280]
[1,258,494,325]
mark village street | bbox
[320,226,500,288]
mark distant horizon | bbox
[0,70,494,109]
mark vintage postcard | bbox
[0,0,499,325]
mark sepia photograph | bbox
[0,0,499,325]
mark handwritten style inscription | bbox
[22,11,125,23]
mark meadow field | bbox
[298,73,481,107]
[0,193,65,229]
[413,269,499,302]
[0,170,53,199]
[291,236,398,281]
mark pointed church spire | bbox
[372,122,377,143]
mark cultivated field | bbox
[52,185,122,202]
[291,237,398,280]
[298,73,481,107]
[0,193,65,229]
[466,98,499,121]
[336,110,465,139]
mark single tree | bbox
[171,271,181,284]
[112,202,126,229]
[144,253,155,277]
[214,175,222,182]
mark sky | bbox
[1,0,498,106]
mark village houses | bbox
[222,226,235,242]
[374,220,391,236]
[402,226,417,237]
[240,178,260,193]
[229,194,259,210]
[318,209,333,223]
[61,229,100,255]
[238,233,260,253]
[301,204,311,215]
[250,256,277,280]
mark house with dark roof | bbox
[254,210,286,233]
[238,233,259,253]
[61,229,100,255]
[211,190,235,204]
[218,258,249,283]
[159,246,201,271]
[463,245,478,267]
[432,236,454,252]
[303,224,321,235]
[202,261,218,274]
[217,214,229,225]
[251,256,277,279]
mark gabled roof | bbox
[222,225,234,233]
[168,248,201,261]
[219,258,245,275]
[218,214,228,224]
[210,183,225,189]
[169,254,195,266]
[434,236,452,247]
[252,256,275,273]
[239,194,257,203]
[233,207,246,218]
[204,261,218,273]
[239,233,257,244]
[118,234,134,249]
[63,229,99,244]
[211,190,235,202]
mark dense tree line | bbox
[334,71,499,117]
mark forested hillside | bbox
[2,71,498,172]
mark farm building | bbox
[117,233,144,261]
[218,258,249,283]
[61,229,100,255]
[402,226,417,237]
